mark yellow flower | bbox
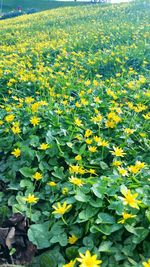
[69,165,80,174]
[47,181,57,186]
[120,186,141,209]
[75,118,83,127]
[118,167,128,177]
[0,120,3,126]
[91,114,103,124]
[30,116,40,126]
[112,160,122,167]
[93,136,102,143]
[118,212,136,224]
[63,259,76,267]
[84,129,92,138]
[11,126,21,134]
[25,97,34,104]
[31,102,40,113]
[23,194,38,204]
[75,155,82,161]
[128,161,146,174]
[139,132,147,138]
[124,128,135,135]
[105,120,116,128]
[77,250,102,267]
[11,148,21,158]
[39,143,49,150]
[86,139,93,145]
[88,169,97,175]
[98,140,109,147]
[68,234,78,244]
[94,96,101,103]
[52,202,72,216]
[111,146,126,157]
[69,176,84,187]
[5,114,15,122]
[62,187,69,195]
[33,172,43,181]
[88,146,97,153]
[143,259,150,267]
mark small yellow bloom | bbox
[111,146,126,157]
[47,181,57,186]
[52,202,72,216]
[105,120,116,128]
[77,250,102,267]
[68,234,78,244]
[69,176,84,187]
[33,172,43,181]
[75,155,82,161]
[11,148,21,158]
[75,118,83,127]
[23,194,38,204]
[88,169,97,175]
[112,160,122,167]
[63,259,76,267]
[84,129,92,138]
[88,146,97,153]
[39,143,49,150]
[128,161,146,174]
[5,114,15,122]
[85,139,92,145]
[124,128,135,135]
[143,259,150,267]
[118,212,136,224]
[93,136,102,143]
[30,116,40,127]
[11,126,21,134]
[62,187,69,195]
[120,186,141,209]
[118,167,128,177]
[98,140,109,147]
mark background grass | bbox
[1,0,90,13]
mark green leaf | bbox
[20,179,34,189]
[52,166,65,180]
[91,183,106,199]
[133,227,149,244]
[96,212,115,224]
[100,161,109,170]
[99,241,113,252]
[46,129,54,143]
[145,209,150,222]
[19,167,36,178]
[50,232,67,246]
[66,246,78,260]
[39,252,56,267]
[28,222,50,249]
[79,206,98,222]
[90,224,121,235]
[79,144,86,154]
[75,189,90,202]
[29,135,40,147]
[83,236,94,249]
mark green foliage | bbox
[0,1,150,267]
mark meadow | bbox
[0,1,150,267]
[1,0,89,13]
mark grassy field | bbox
[1,0,90,13]
[0,1,150,267]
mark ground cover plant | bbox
[0,1,150,266]
[1,0,89,13]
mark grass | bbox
[1,0,90,13]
